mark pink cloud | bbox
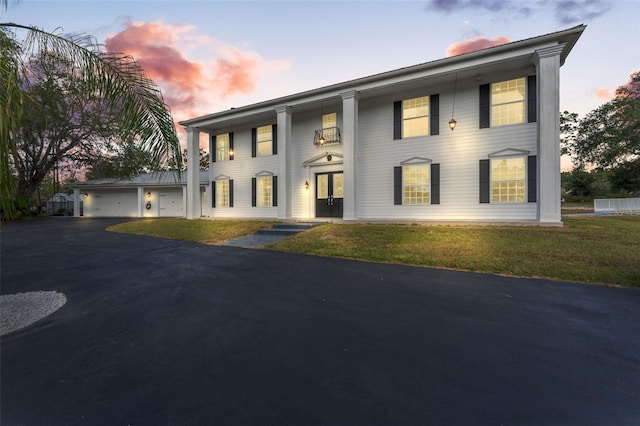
[446,36,511,57]
[594,88,614,101]
[104,20,290,136]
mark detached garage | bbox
[72,171,208,218]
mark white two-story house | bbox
[180,25,585,224]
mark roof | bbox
[180,25,586,129]
[72,170,209,188]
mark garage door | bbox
[93,190,138,217]
[158,188,184,217]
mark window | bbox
[403,96,429,138]
[491,157,525,203]
[256,125,273,156]
[216,180,229,207]
[491,78,526,127]
[256,176,272,207]
[212,178,233,208]
[403,164,430,204]
[323,113,336,129]
[394,162,440,205]
[215,133,230,161]
[394,95,439,139]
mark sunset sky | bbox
[3,0,639,158]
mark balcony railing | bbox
[313,127,341,146]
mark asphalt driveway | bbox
[1,218,639,425]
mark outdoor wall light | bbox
[318,135,326,145]
[327,154,332,162]
[146,191,151,198]
[83,192,88,198]
[305,180,309,189]
[450,72,458,131]
[229,148,234,156]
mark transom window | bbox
[491,78,526,127]
[257,125,273,157]
[403,164,430,204]
[403,96,429,138]
[491,157,525,203]
[257,176,272,207]
[216,180,229,207]
[216,133,230,161]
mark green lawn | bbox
[107,216,640,287]
[107,219,276,244]
[268,216,640,287]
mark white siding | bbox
[206,126,279,219]
[356,72,537,222]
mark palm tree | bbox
[1,6,182,218]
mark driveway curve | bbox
[1,218,639,425]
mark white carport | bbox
[72,171,209,218]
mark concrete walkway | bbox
[224,222,321,247]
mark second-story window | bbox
[256,125,273,156]
[491,78,526,127]
[403,96,429,138]
[215,133,230,162]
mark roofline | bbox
[179,25,585,127]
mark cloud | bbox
[104,20,289,127]
[427,0,532,18]
[594,88,614,101]
[446,36,511,57]
[554,0,612,25]
[428,0,612,23]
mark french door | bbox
[316,172,343,218]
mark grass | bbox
[107,219,276,244]
[268,216,640,287]
[106,216,640,287]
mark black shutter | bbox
[527,75,537,123]
[430,94,439,136]
[211,135,217,163]
[394,166,402,205]
[431,163,440,205]
[211,181,216,208]
[229,179,234,207]
[251,128,257,157]
[393,101,402,140]
[229,132,234,160]
[528,155,537,202]
[272,176,278,207]
[251,178,257,207]
[479,159,490,203]
[272,125,277,155]
[479,84,490,129]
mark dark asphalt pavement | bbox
[1,218,639,425]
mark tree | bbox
[0,16,182,218]
[564,71,640,169]
[11,50,127,198]
[85,141,156,180]
[166,148,209,171]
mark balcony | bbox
[313,127,341,146]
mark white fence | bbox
[593,198,640,215]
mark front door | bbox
[316,172,343,218]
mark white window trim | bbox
[489,156,527,204]
[490,78,527,128]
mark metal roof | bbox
[72,170,209,188]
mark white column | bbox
[533,44,565,223]
[275,105,292,219]
[73,188,80,217]
[137,187,143,217]
[186,127,201,219]
[341,90,359,220]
